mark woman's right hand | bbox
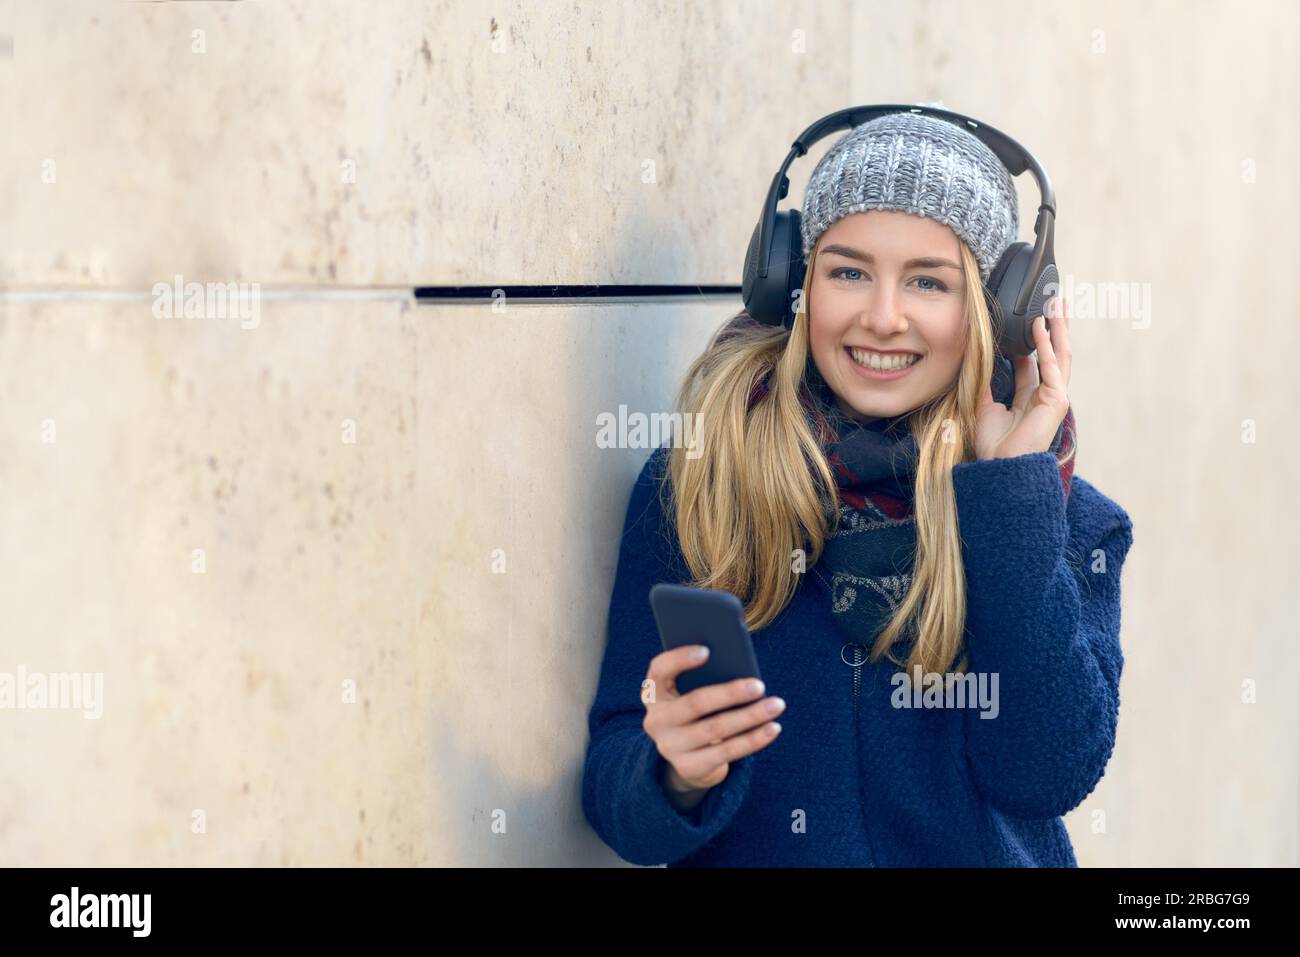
[642,645,785,794]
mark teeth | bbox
[849,348,919,371]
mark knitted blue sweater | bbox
[582,444,1135,867]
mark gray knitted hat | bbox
[800,111,1019,283]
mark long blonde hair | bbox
[659,236,1075,675]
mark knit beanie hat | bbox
[799,111,1019,284]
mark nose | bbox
[858,283,909,336]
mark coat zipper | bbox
[840,640,875,865]
[842,642,866,716]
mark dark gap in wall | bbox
[414,285,742,304]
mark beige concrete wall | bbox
[0,0,1295,866]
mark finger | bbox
[661,676,766,731]
[1034,314,1066,396]
[1051,298,1071,386]
[664,691,784,753]
[1011,351,1039,413]
[668,720,783,782]
[645,645,711,701]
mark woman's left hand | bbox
[974,296,1071,461]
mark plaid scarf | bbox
[746,352,1077,655]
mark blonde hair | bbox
[659,236,1075,675]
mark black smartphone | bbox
[649,583,763,697]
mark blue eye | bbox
[829,267,948,293]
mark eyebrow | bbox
[820,244,961,271]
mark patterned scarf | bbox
[747,352,1077,654]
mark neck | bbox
[835,395,883,427]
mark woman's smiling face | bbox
[807,210,970,424]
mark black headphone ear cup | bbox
[742,210,804,328]
[768,210,800,329]
[785,208,806,328]
[1025,262,1059,334]
[983,242,1032,357]
[742,218,764,315]
[985,242,1021,300]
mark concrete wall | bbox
[0,0,1295,865]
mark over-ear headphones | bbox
[741,104,1058,359]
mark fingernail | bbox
[693,646,709,660]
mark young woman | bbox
[582,111,1134,867]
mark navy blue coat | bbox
[582,444,1135,866]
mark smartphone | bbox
[649,583,763,697]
